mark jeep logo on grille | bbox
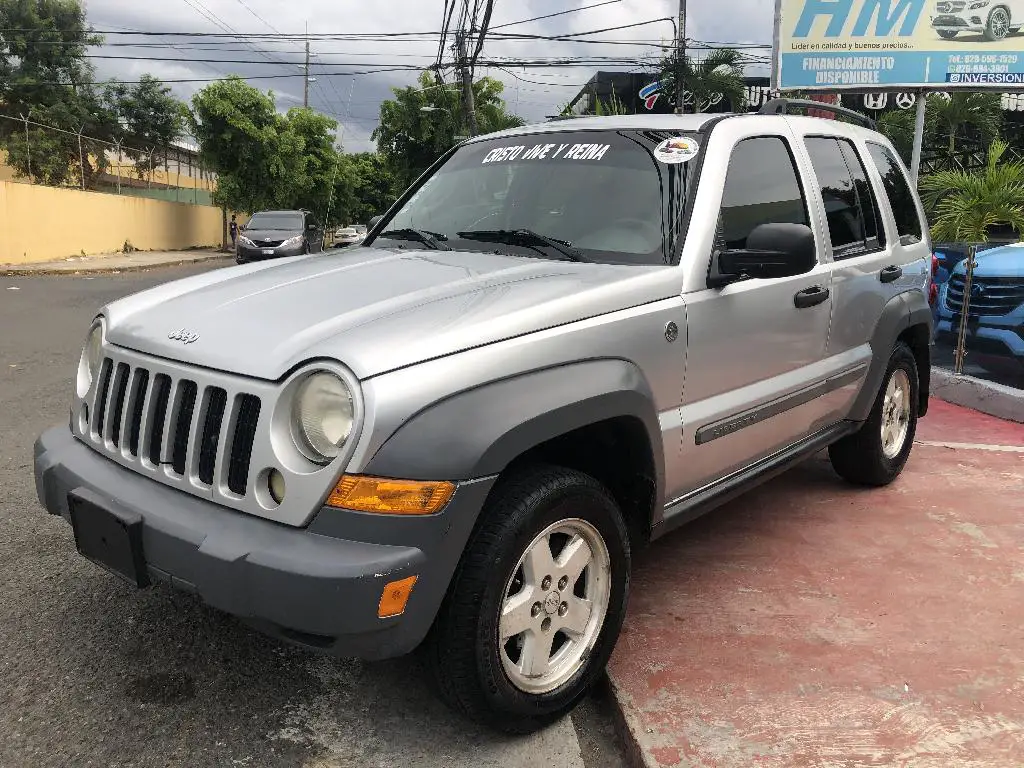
[168,328,200,344]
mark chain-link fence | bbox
[0,114,216,206]
[932,240,1024,392]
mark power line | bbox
[17,67,428,87]
[230,0,280,32]
[491,0,623,30]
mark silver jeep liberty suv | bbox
[35,100,934,733]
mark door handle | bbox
[879,265,903,283]
[794,286,830,309]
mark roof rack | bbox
[758,98,876,130]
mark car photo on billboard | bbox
[931,0,1024,42]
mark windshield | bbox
[369,130,695,265]
[246,213,303,230]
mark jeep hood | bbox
[103,247,672,381]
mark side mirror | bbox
[368,215,383,231]
[710,223,816,287]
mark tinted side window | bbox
[866,142,924,244]
[805,137,873,258]
[718,137,809,251]
[839,140,885,250]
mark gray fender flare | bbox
[362,358,665,497]
[847,289,934,423]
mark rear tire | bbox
[426,465,630,734]
[829,342,919,486]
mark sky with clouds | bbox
[81,0,775,152]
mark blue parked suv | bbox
[936,242,1024,371]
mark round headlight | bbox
[292,372,354,462]
[77,323,104,397]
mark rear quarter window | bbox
[866,143,924,245]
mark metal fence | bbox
[0,114,216,206]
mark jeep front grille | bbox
[87,355,262,498]
[945,275,1024,317]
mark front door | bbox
[675,132,835,499]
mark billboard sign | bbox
[773,0,1024,91]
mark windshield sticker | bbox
[481,142,611,164]
[653,137,699,165]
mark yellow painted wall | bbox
[0,181,225,264]
[0,151,17,182]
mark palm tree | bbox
[877,108,917,165]
[659,48,748,114]
[919,140,1024,242]
[593,90,630,116]
[926,92,1003,160]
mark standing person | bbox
[229,215,239,249]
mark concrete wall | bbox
[0,181,224,264]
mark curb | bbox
[1,254,234,276]
[931,367,1024,424]
[606,673,660,768]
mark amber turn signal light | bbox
[378,575,418,618]
[327,475,455,515]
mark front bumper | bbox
[931,14,983,31]
[236,241,305,262]
[34,426,495,659]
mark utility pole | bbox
[304,39,311,108]
[676,0,687,114]
[456,29,478,136]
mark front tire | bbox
[427,465,630,733]
[985,7,1011,40]
[829,342,919,486]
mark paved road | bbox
[0,266,627,768]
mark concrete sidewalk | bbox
[1,249,232,275]
[610,400,1024,767]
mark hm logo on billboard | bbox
[793,0,926,37]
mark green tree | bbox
[927,92,1003,163]
[372,71,524,190]
[104,75,188,180]
[191,77,341,244]
[658,48,748,113]
[0,0,116,186]
[332,152,398,226]
[190,77,283,220]
[593,91,630,116]
[919,140,1024,242]
[877,108,917,165]
[879,93,1003,170]
[277,107,340,217]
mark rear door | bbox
[798,130,930,421]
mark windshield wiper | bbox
[456,229,589,262]
[378,228,451,250]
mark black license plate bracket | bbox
[68,492,149,588]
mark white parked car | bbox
[335,227,363,247]
[931,0,1024,40]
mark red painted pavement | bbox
[917,399,1024,445]
[609,402,1024,767]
